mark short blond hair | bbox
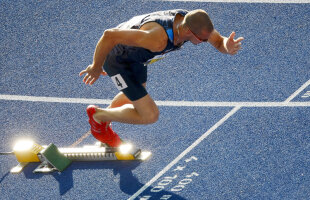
[184,9,214,34]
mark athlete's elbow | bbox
[149,39,166,52]
[102,29,118,46]
[150,45,164,52]
[103,29,114,37]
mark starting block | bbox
[7,139,151,173]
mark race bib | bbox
[111,74,128,90]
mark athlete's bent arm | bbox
[94,28,165,67]
[80,24,167,85]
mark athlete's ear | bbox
[183,26,191,36]
[184,26,194,39]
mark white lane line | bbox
[284,79,310,103]
[128,106,241,200]
[156,101,310,107]
[158,0,310,3]
[0,94,112,105]
[0,94,310,107]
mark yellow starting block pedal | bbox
[4,139,151,173]
[10,140,44,173]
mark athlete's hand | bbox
[79,64,107,85]
[225,32,244,55]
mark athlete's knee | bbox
[144,107,159,124]
[137,104,159,124]
[133,94,159,124]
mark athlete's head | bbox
[183,9,214,44]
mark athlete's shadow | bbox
[20,161,140,195]
[21,161,144,195]
[52,161,142,195]
[21,161,186,199]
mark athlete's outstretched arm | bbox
[208,30,244,55]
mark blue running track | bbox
[1,0,309,199]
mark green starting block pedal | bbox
[34,143,72,173]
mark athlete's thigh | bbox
[103,61,148,101]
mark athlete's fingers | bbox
[89,77,98,85]
[79,70,87,76]
[101,71,108,76]
[234,43,242,50]
[83,74,90,83]
[86,76,94,85]
[228,31,236,41]
[235,37,244,43]
[233,46,241,53]
[231,50,237,55]
[234,42,241,48]
[82,74,87,83]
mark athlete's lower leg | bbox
[94,94,159,125]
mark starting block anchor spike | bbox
[10,162,29,174]
[0,152,14,155]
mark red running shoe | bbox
[86,105,122,147]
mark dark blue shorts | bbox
[103,56,148,101]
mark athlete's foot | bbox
[86,105,122,147]
[86,105,106,130]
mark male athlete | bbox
[79,9,244,147]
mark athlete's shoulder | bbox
[145,9,189,17]
[140,22,168,52]
[165,9,189,16]
[174,9,189,14]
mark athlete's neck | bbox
[173,14,184,46]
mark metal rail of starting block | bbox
[6,140,151,173]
